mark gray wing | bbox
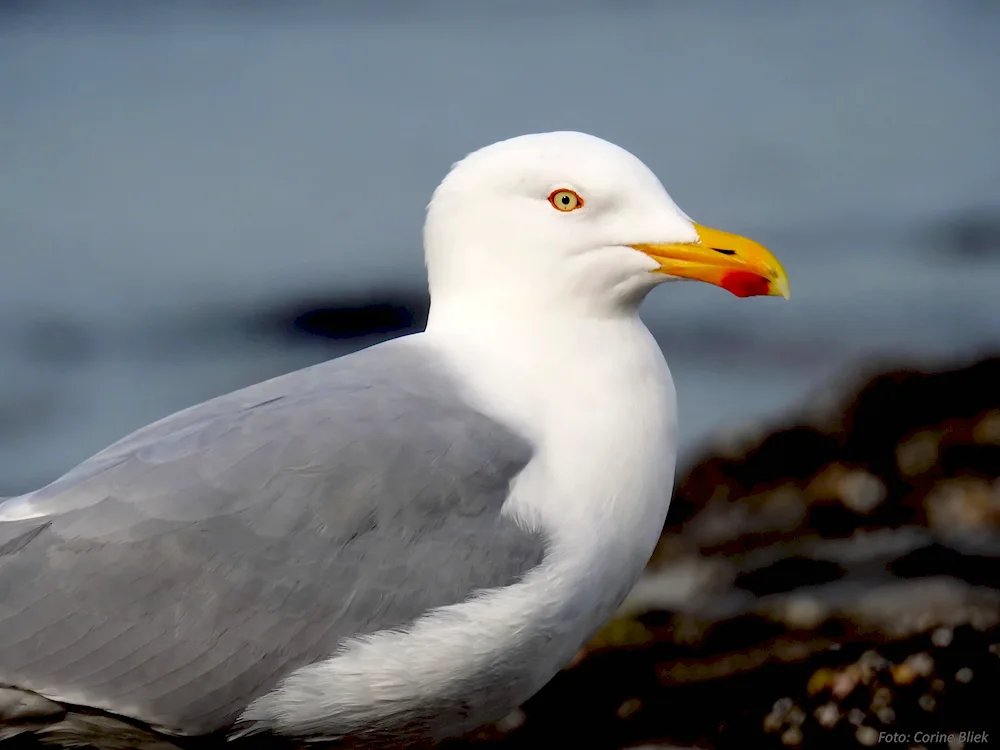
[0,336,545,736]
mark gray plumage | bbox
[0,338,546,745]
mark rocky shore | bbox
[453,356,1000,750]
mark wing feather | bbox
[0,338,545,735]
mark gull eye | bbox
[548,189,583,212]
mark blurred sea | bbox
[2,1,999,494]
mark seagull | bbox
[0,131,788,749]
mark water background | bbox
[2,1,999,494]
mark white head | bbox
[424,131,788,323]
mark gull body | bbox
[0,132,787,748]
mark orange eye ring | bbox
[548,189,583,212]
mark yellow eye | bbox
[548,189,583,212]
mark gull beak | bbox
[632,224,790,299]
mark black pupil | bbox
[561,195,570,204]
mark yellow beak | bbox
[632,224,790,299]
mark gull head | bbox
[424,131,788,319]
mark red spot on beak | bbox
[720,271,771,298]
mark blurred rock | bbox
[448,355,1000,749]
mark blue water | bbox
[2,1,999,493]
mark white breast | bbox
[439,311,677,541]
[241,314,678,744]
[420,311,679,688]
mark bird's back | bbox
[0,336,546,746]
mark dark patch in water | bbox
[933,209,1000,261]
[260,290,431,341]
[19,317,94,365]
